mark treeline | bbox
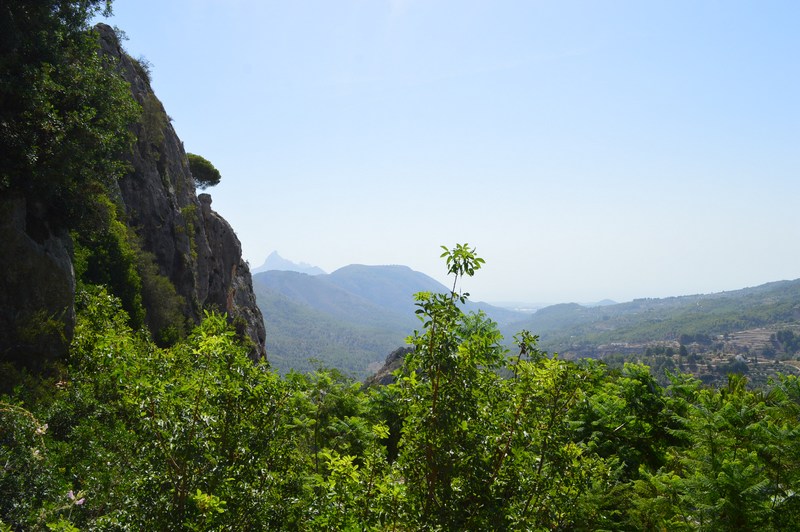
[3,247,800,530]
[528,280,800,353]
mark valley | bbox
[253,257,800,385]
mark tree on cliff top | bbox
[187,153,221,189]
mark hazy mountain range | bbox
[252,264,527,376]
[251,251,326,276]
[513,279,800,357]
[252,256,800,380]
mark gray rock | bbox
[0,25,267,366]
[97,24,266,358]
[0,195,75,367]
[363,346,413,387]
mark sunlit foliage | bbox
[3,246,800,530]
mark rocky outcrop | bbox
[0,25,266,366]
[97,24,266,358]
[363,346,413,387]
[0,195,75,367]
[198,194,265,353]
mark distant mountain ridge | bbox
[253,264,526,377]
[253,255,800,380]
[251,251,325,276]
[504,278,800,357]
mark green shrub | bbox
[135,247,188,346]
[72,196,145,330]
[187,153,221,189]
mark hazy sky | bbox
[100,1,799,304]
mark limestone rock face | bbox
[199,194,266,353]
[97,24,266,358]
[0,196,75,367]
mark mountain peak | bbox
[252,251,325,276]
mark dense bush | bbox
[0,1,140,230]
[3,246,800,530]
[73,197,190,346]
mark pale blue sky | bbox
[100,0,799,304]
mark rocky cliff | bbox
[0,195,76,368]
[363,346,413,387]
[97,24,266,358]
[0,25,266,366]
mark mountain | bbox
[252,253,800,382]
[503,279,800,358]
[586,299,618,308]
[325,265,445,315]
[251,251,325,276]
[323,264,527,326]
[256,270,414,330]
[254,282,412,376]
[361,278,800,389]
[253,264,527,377]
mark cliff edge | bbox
[0,23,266,365]
[97,23,266,358]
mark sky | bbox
[98,0,800,305]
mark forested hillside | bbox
[498,279,800,387]
[254,265,527,377]
[254,280,411,375]
[508,279,800,350]
[255,260,800,382]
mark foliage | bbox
[630,373,800,530]
[135,246,189,346]
[3,246,800,529]
[394,245,615,529]
[2,287,308,530]
[138,92,168,158]
[0,0,140,230]
[773,329,800,355]
[72,196,189,345]
[187,153,221,190]
[72,196,145,330]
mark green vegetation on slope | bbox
[258,262,800,383]
[253,268,432,377]
[3,246,800,530]
[325,264,447,315]
[255,283,410,376]
[253,266,528,377]
[509,279,800,353]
